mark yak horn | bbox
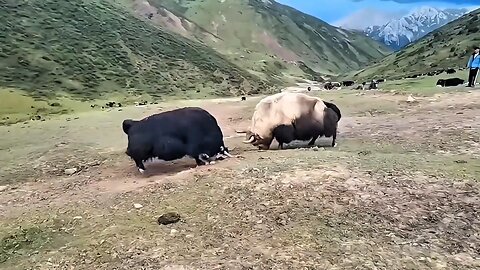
[243,136,255,144]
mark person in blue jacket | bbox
[467,46,480,87]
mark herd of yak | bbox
[122,92,341,174]
[322,67,467,91]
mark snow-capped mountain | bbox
[364,6,469,50]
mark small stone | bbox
[170,229,178,236]
[407,95,416,103]
[64,168,77,175]
[185,234,194,238]
[276,213,289,226]
[0,185,8,192]
[133,203,143,209]
[73,216,83,220]
[157,212,181,225]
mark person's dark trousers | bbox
[468,68,478,87]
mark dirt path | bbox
[1,90,480,269]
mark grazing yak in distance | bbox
[324,82,341,90]
[324,82,334,90]
[436,78,465,87]
[239,92,341,150]
[446,68,456,74]
[122,107,233,173]
[369,80,378,90]
[342,80,355,87]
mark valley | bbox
[1,0,480,269]
[349,8,480,81]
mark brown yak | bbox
[239,92,341,150]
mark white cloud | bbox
[466,5,480,12]
[333,8,406,30]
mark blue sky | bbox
[277,0,479,24]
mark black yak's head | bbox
[243,131,272,150]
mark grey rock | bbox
[64,168,77,175]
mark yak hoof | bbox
[198,154,210,164]
[209,161,216,165]
[333,143,338,148]
[138,168,146,174]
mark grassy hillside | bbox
[348,8,480,81]
[120,0,391,78]
[0,0,275,102]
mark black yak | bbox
[446,68,456,74]
[122,107,233,173]
[342,80,355,87]
[436,78,465,87]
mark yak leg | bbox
[331,131,337,147]
[308,135,319,146]
[195,157,205,166]
[134,159,146,173]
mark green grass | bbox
[0,89,76,125]
[0,0,276,102]
[347,8,480,81]
[134,0,390,77]
[0,219,70,265]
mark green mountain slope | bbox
[0,0,275,101]
[349,8,480,81]
[120,0,391,77]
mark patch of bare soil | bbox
[132,0,191,37]
[256,31,300,62]
[344,91,480,156]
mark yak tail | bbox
[323,101,342,121]
[122,119,138,135]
